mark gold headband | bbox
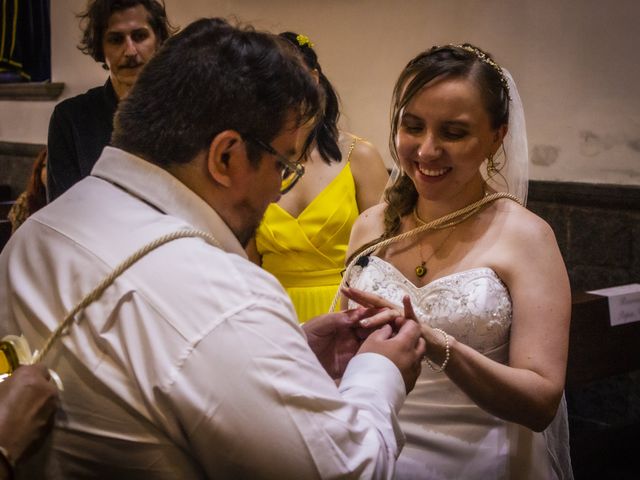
[435,44,510,98]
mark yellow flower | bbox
[296,34,314,48]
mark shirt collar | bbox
[92,146,247,258]
[104,78,119,110]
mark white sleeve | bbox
[164,297,406,479]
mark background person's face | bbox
[103,5,158,98]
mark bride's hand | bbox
[341,286,400,310]
[401,296,450,366]
[341,287,406,330]
[344,288,426,333]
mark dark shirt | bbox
[47,79,118,201]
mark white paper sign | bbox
[587,283,640,327]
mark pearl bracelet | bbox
[425,328,450,373]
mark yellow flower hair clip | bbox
[296,34,314,48]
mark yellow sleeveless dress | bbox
[255,144,359,323]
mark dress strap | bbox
[345,135,362,163]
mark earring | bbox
[486,153,497,176]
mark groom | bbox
[0,18,424,478]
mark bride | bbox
[342,44,573,479]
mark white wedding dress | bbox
[348,256,572,479]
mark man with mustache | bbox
[46,0,174,201]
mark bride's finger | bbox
[357,307,402,329]
[342,287,400,310]
[402,295,419,322]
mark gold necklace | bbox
[411,191,488,278]
[414,226,456,278]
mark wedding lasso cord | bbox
[32,229,222,365]
[328,192,521,312]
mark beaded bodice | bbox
[348,257,512,353]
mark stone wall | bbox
[528,181,640,291]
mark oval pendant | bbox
[415,263,427,278]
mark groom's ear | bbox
[206,130,243,187]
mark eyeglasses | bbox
[244,136,305,194]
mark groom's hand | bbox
[303,307,402,379]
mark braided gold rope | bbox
[32,229,222,364]
[328,192,521,312]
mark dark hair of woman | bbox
[348,44,510,263]
[8,148,48,233]
[279,32,342,164]
[77,0,176,65]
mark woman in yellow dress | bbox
[247,32,389,323]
